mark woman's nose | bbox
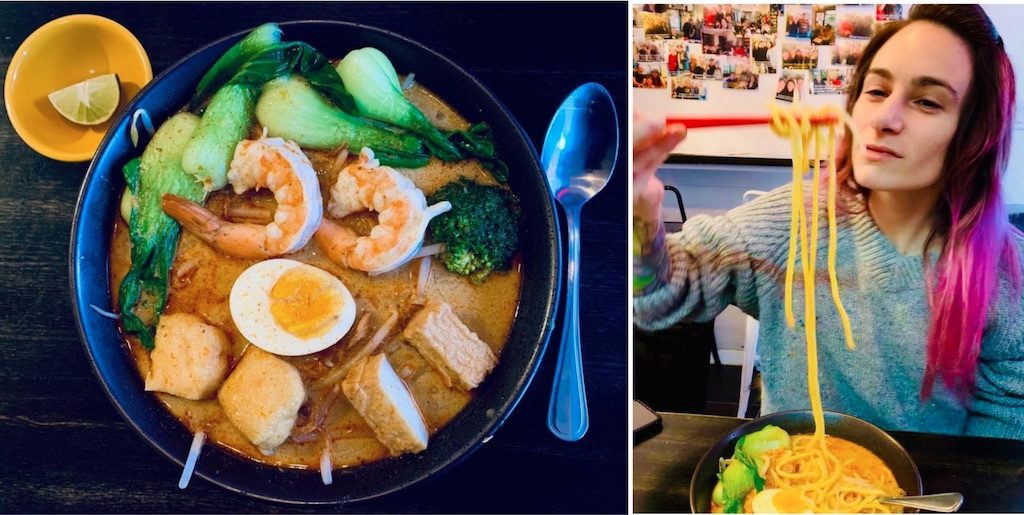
[870,97,904,134]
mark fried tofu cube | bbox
[402,299,497,390]
[145,313,230,400]
[342,353,428,455]
[217,347,305,453]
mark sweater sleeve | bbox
[633,185,793,332]
[966,356,1024,439]
[966,259,1024,440]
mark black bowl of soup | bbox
[690,410,923,513]
[69,21,559,504]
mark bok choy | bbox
[256,76,428,168]
[119,113,206,349]
[336,47,509,180]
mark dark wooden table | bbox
[634,411,1024,513]
[0,3,626,512]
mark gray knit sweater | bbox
[634,184,1024,440]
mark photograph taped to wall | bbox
[750,34,778,73]
[781,41,818,70]
[876,3,904,21]
[724,60,760,90]
[689,54,727,80]
[671,72,709,100]
[837,4,875,38]
[665,40,698,76]
[776,69,808,102]
[637,6,673,37]
[832,37,866,66]
[671,4,705,40]
[733,4,777,36]
[811,67,853,95]
[785,4,812,38]
[703,4,737,31]
[702,26,741,55]
[634,61,667,89]
[635,39,666,63]
[811,4,837,45]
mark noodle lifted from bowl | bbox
[753,105,903,513]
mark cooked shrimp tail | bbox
[162,194,222,239]
[314,219,359,267]
[162,194,272,259]
[425,201,452,220]
[163,135,324,259]
[318,148,452,274]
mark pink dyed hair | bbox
[834,5,1022,400]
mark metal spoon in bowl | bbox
[541,82,619,442]
[879,493,964,513]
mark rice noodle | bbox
[320,443,334,485]
[291,385,342,441]
[417,256,432,297]
[401,73,416,90]
[413,243,446,259]
[312,311,399,389]
[330,147,350,174]
[177,431,206,489]
[130,109,155,148]
[173,260,199,288]
[90,304,121,319]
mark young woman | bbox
[633,5,1024,439]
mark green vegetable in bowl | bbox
[190,22,282,111]
[255,76,428,167]
[739,424,792,467]
[337,47,509,179]
[337,47,461,161]
[427,178,519,283]
[119,113,207,349]
[711,425,794,513]
[181,83,257,191]
[720,459,756,513]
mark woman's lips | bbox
[864,144,903,161]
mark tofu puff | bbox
[145,313,231,400]
[218,347,306,454]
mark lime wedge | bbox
[47,73,121,126]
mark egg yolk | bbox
[773,489,809,513]
[269,267,344,339]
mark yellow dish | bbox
[4,14,152,162]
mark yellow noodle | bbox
[751,105,900,513]
[763,435,905,513]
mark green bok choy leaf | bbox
[119,113,207,349]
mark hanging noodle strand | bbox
[742,104,904,513]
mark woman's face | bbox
[851,21,972,194]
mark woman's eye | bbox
[865,89,887,98]
[917,98,942,110]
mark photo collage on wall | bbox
[632,4,906,101]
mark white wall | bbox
[656,4,1024,364]
[983,4,1024,206]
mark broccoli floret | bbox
[427,178,520,283]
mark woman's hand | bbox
[633,112,687,221]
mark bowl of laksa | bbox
[70,21,559,504]
[690,410,923,514]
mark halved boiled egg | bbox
[751,488,813,514]
[230,259,356,356]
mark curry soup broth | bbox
[109,85,522,469]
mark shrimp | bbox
[314,148,451,274]
[162,135,324,259]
